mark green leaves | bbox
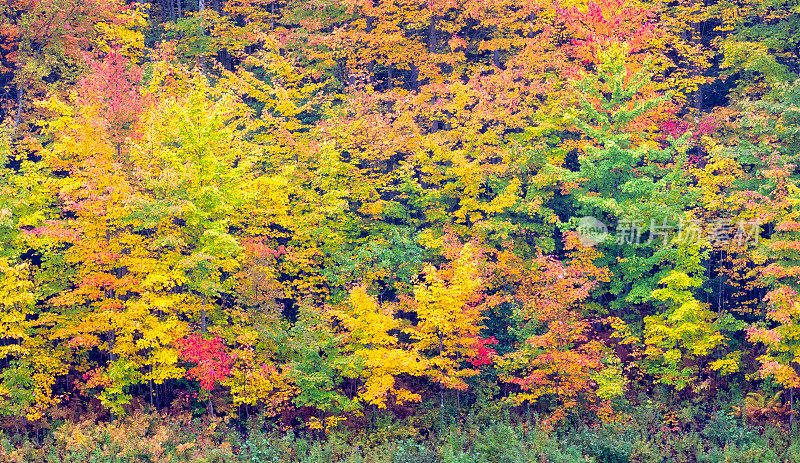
[284,307,358,417]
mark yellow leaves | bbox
[405,241,486,391]
[335,286,399,346]
[358,200,386,217]
[394,388,422,404]
[608,317,640,345]
[307,416,324,430]
[136,317,188,349]
[39,96,77,134]
[53,419,95,453]
[720,40,783,83]
[227,362,296,413]
[2,340,71,420]
[644,268,729,388]
[414,242,483,328]
[754,357,800,389]
[748,287,800,390]
[692,152,747,214]
[219,49,327,132]
[591,356,627,400]
[141,271,181,293]
[307,415,348,433]
[360,373,396,408]
[360,348,427,403]
[334,286,428,408]
[94,3,148,63]
[485,178,521,215]
[143,348,184,386]
[27,73,259,411]
[0,259,35,313]
[709,351,742,375]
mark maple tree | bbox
[735,81,800,404]
[494,233,621,426]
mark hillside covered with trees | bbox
[3,0,800,461]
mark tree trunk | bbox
[149,367,155,408]
[528,13,536,38]
[428,14,437,53]
[409,63,419,91]
[439,335,444,423]
[201,295,207,332]
[692,20,704,114]
[718,250,724,312]
[108,330,117,362]
[789,388,794,436]
[13,84,22,128]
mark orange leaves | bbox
[753,361,800,389]
[496,232,609,323]
[494,235,618,426]
[747,327,782,348]
[560,0,658,66]
[227,361,296,414]
[0,0,125,128]
[234,238,284,310]
[7,0,800,431]
[748,286,800,389]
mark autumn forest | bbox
[2,0,800,461]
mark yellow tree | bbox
[332,286,426,409]
[406,238,486,408]
[32,73,196,414]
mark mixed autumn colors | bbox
[3,0,800,459]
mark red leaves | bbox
[468,336,497,366]
[491,235,615,424]
[559,0,658,63]
[242,239,286,259]
[176,334,233,391]
[24,220,80,241]
[77,50,146,143]
[77,272,119,290]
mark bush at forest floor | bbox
[2,401,800,463]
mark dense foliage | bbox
[2,0,800,453]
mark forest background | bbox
[3,0,800,461]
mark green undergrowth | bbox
[2,403,799,463]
